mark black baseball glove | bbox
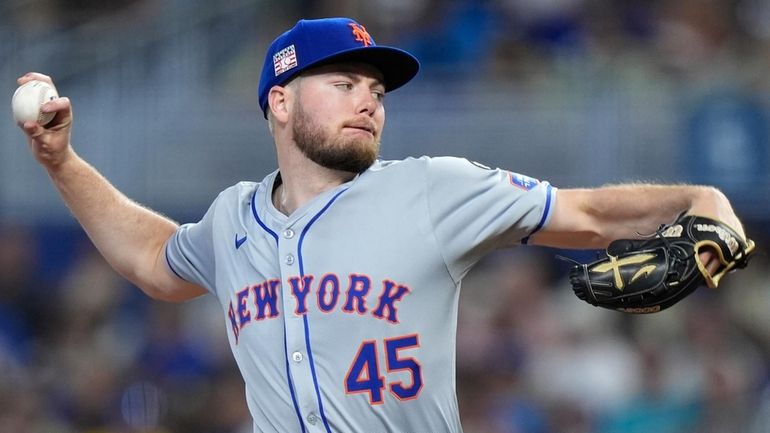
[565,214,755,314]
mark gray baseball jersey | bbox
[165,156,556,433]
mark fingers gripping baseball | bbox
[15,73,74,168]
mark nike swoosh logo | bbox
[235,234,247,249]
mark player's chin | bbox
[321,156,375,173]
[328,141,378,172]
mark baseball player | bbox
[17,17,748,433]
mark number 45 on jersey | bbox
[344,334,423,404]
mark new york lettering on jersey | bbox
[227,274,411,344]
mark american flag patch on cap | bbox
[273,45,298,76]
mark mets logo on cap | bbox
[348,23,372,46]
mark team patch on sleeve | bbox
[508,172,540,190]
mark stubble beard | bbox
[292,102,380,173]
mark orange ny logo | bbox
[349,23,372,47]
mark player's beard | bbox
[292,102,379,173]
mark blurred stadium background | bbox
[1,0,770,432]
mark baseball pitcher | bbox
[16,17,752,433]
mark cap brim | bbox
[298,45,420,92]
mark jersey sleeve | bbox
[425,156,556,281]
[164,195,221,294]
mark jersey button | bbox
[291,351,303,362]
[285,254,295,265]
[307,413,318,425]
[283,228,295,239]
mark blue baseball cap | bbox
[258,17,420,118]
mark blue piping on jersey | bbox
[164,244,188,282]
[284,324,307,433]
[252,189,279,241]
[521,183,554,245]
[250,189,306,433]
[298,188,349,433]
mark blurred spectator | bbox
[54,0,145,27]
[0,224,40,363]
[398,0,501,76]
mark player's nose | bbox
[354,89,380,117]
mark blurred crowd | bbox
[0,224,250,432]
[313,0,770,89]
[2,0,770,432]
[5,0,770,86]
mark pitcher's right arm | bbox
[16,72,206,302]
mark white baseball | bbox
[12,80,59,125]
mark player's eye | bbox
[335,82,353,91]
[372,90,385,102]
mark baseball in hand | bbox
[12,80,59,125]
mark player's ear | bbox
[268,85,291,124]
